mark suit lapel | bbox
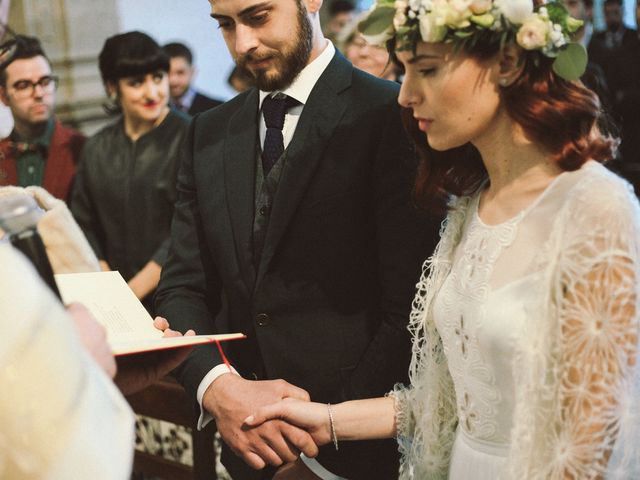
[255,53,352,290]
[224,89,259,294]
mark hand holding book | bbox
[114,317,195,395]
[56,271,245,356]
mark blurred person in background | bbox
[564,0,594,47]
[338,14,400,82]
[227,65,255,93]
[71,31,189,313]
[325,0,356,42]
[562,0,612,112]
[163,41,223,115]
[588,0,637,70]
[604,0,640,189]
[0,35,85,202]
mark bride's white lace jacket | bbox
[392,163,640,479]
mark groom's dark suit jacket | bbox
[155,51,440,479]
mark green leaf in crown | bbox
[553,42,588,81]
[359,5,396,37]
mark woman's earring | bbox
[499,78,509,87]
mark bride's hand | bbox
[244,398,333,448]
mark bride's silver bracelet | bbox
[327,403,339,451]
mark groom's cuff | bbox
[196,363,238,430]
[300,454,348,480]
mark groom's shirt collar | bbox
[258,40,335,109]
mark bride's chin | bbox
[427,135,463,152]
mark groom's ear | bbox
[497,43,525,88]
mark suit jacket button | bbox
[259,205,269,216]
[256,313,270,326]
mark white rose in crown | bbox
[429,0,447,25]
[420,11,448,42]
[395,0,409,10]
[517,16,550,49]
[394,9,408,29]
[470,0,492,15]
[427,0,469,29]
[498,0,534,25]
[446,0,473,28]
[450,0,473,11]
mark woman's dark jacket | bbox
[71,109,189,281]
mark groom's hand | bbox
[203,374,319,469]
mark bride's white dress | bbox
[393,162,640,479]
[433,186,547,478]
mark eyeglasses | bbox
[10,75,59,98]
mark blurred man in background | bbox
[325,0,355,42]
[163,41,223,115]
[564,0,594,47]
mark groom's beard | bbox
[236,2,313,92]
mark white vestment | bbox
[0,243,134,479]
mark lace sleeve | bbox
[391,197,469,480]
[547,183,640,479]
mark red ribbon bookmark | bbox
[215,339,232,372]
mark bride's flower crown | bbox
[359,0,587,81]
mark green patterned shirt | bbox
[13,118,55,188]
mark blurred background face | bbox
[345,34,392,80]
[0,56,55,130]
[115,70,169,124]
[327,10,353,36]
[604,2,623,30]
[564,0,587,21]
[168,56,194,99]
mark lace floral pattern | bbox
[435,199,525,443]
[393,163,640,479]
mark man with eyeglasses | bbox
[0,35,85,202]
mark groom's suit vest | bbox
[252,146,287,267]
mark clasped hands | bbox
[204,373,335,477]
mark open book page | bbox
[55,271,244,356]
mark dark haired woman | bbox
[242,1,640,478]
[71,31,189,311]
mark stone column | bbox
[8,0,120,134]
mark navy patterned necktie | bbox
[261,94,298,175]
